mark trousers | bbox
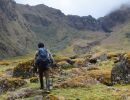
[38,67,50,90]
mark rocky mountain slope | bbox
[0,0,130,59]
[0,0,37,58]
[98,5,130,52]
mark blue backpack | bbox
[38,48,48,61]
[35,48,50,67]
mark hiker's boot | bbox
[40,87,43,90]
[40,83,44,90]
[40,85,44,90]
[46,80,50,92]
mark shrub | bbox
[13,60,35,78]
[0,61,10,66]
[54,55,71,63]
[107,52,119,59]
[57,61,73,69]
[88,70,111,85]
[55,75,97,88]
[0,72,5,77]
[124,52,130,63]
[72,58,85,67]
[69,68,86,77]
[30,77,39,83]
[87,66,100,71]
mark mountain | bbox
[0,0,130,59]
[0,0,37,58]
[98,5,130,52]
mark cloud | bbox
[15,0,130,18]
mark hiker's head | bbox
[38,43,44,48]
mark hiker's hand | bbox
[32,67,38,73]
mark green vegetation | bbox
[52,84,119,100]
[13,59,34,78]
[0,54,130,100]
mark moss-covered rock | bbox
[0,78,27,93]
[13,60,35,78]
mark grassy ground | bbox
[0,55,130,100]
[6,82,130,100]
[52,85,118,100]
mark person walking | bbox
[34,42,53,92]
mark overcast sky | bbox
[15,0,130,18]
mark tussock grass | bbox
[52,84,119,100]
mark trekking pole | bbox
[49,67,54,90]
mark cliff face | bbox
[0,0,37,58]
[66,15,101,31]
[0,0,130,59]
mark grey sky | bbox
[15,0,130,18]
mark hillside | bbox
[98,5,130,52]
[0,0,37,58]
[0,0,130,59]
[0,0,106,59]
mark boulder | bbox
[111,53,130,84]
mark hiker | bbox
[34,42,53,91]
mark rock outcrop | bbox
[67,15,101,31]
[111,54,130,84]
